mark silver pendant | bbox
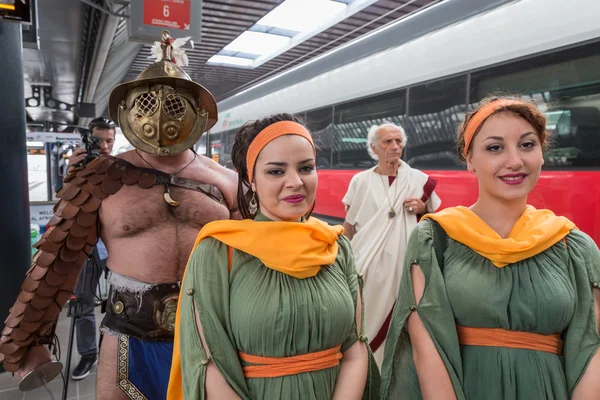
[388,210,396,219]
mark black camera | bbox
[70,130,102,168]
[80,130,102,166]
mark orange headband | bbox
[246,121,315,183]
[463,99,522,157]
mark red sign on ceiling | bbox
[143,0,191,30]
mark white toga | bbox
[342,161,441,368]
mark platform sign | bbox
[128,0,202,44]
[26,131,82,145]
[144,0,190,30]
[0,0,32,24]
[30,203,55,226]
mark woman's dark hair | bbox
[457,94,549,162]
[231,113,315,219]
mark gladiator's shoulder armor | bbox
[0,155,156,372]
[0,154,232,371]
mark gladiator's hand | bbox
[14,346,52,378]
[403,197,427,215]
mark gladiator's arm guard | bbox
[0,156,150,372]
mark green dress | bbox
[381,222,600,399]
[178,213,379,399]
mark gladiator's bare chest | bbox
[100,184,229,237]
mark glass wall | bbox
[405,75,467,169]
[319,40,600,170]
[332,89,407,169]
[202,128,241,168]
[196,133,207,156]
[209,131,223,165]
[221,128,237,169]
[214,40,600,171]
[470,41,600,169]
[305,107,334,169]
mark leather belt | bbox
[101,283,180,341]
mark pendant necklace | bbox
[136,150,197,207]
[377,168,399,219]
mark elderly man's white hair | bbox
[366,122,408,161]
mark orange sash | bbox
[456,325,563,354]
[239,345,343,378]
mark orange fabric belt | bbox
[238,345,343,378]
[456,325,563,354]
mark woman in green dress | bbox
[381,96,600,399]
[168,113,379,399]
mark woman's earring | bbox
[249,193,258,214]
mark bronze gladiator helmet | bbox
[108,31,217,156]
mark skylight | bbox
[257,0,347,34]
[206,0,378,69]
[223,31,291,56]
[207,55,254,67]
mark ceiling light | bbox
[224,31,291,56]
[208,0,378,70]
[257,0,347,33]
[207,55,254,67]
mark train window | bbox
[196,133,208,156]
[305,107,334,169]
[406,75,468,170]
[220,128,237,169]
[331,89,407,169]
[209,132,223,165]
[471,41,600,169]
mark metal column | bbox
[0,21,31,373]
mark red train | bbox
[313,170,600,245]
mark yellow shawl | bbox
[423,205,576,267]
[192,216,343,278]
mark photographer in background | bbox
[67,117,115,380]
[67,117,116,172]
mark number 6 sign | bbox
[144,0,190,30]
[129,0,200,43]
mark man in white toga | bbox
[342,122,441,368]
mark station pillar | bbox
[0,21,31,373]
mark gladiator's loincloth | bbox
[100,271,180,400]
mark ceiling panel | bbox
[23,0,89,123]
[23,0,440,125]
[125,0,439,101]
